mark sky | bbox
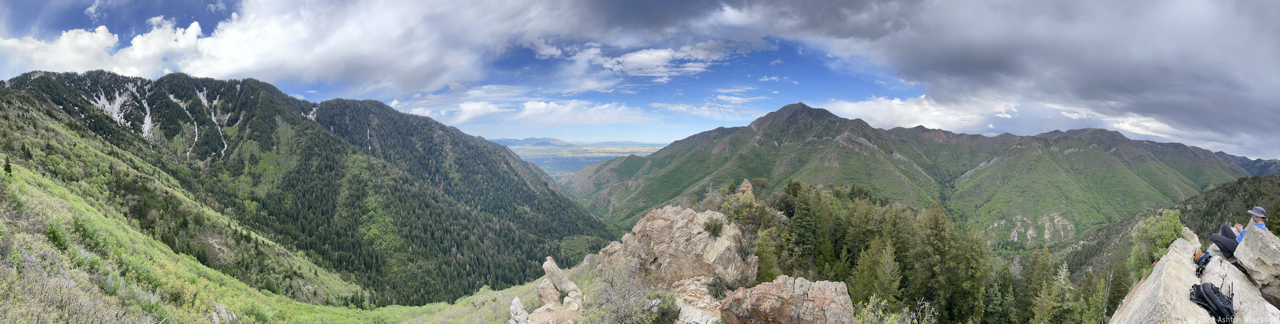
[2,0,1278,158]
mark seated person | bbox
[1211,206,1268,259]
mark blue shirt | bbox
[1238,222,1268,243]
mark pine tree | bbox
[755,227,782,283]
[789,187,818,252]
[1082,274,1109,324]
[849,235,902,309]
[3,156,10,175]
[1028,282,1058,324]
[984,263,1017,324]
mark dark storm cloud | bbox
[671,0,1280,157]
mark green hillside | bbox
[0,85,443,322]
[562,103,1251,253]
[0,70,611,310]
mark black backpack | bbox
[1190,282,1234,323]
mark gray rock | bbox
[509,297,530,324]
[719,275,855,324]
[1110,233,1215,323]
[1262,285,1280,309]
[1199,256,1280,323]
[1235,224,1280,286]
[542,256,579,293]
[597,206,759,286]
[536,279,559,307]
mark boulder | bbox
[210,303,239,324]
[1199,257,1280,323]
[537,279,559,307]
[1110,233,1215,323]
[672,276,722,324]
[509,297,530,324]
[718,275,855,324]
[543,257,580,293]
[528,256,583,324]
[1234,224,1280,286]
[1262,285,1280,309]
[597,206,759,286]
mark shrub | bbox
[45,222,68,251]
[1127,210,1184,283]
[582,266,680,324]
[705,218,724,238]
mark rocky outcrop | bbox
[1111,228,1280,323]
[210,303,240,324]
[672,276,722,324]
[1235,224,1280,286]
[1199,257,1280,322]
[1110,233,1214,323]
[597,206,758,286]
[510,257,583,324]
[510,297,531,324]
[718,275,855,324]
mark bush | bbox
[705,218,724,238]
[45,222,68,251]
[1127,210,1184,283]
[582,266,680,324]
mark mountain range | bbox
[0,70,609,308]
[562,103,1257,253]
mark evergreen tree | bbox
[849,235,902,309]
[4,156,10,175]
[1082,274,1109,324]
[984,263,1017,324]
[1028,282,1057,324]
[909,200,987,323]
[790,187,818,252]
[1016,249,1055,322]
[756,227,782,283]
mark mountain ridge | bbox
[2,69,612,305]
[563,103,1252,254]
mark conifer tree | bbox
[849,235,902,309]
[755,227,782,283]
[1082,274,1109,324]
[789,186,818,252]
[1028,282,1057,324]
[4,156,10,175]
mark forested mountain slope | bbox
[0,84,446,322]
[563,103,1250,252]
[1,70,611,306]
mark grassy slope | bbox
[0,93,442,321]
[5,70,613,304]
[562,104,1251,256]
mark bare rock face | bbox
[1235,224,1280,286]
[537,279,559,307]
[510,297,530,324]
[597,206,759,286]
[672,276,722,324]
[1199,257,1280,322]
[528,257,583,324]
[1111,230,1217,323]
[718,275,855,324]
[210,303,240,324]
[1262,285,1280,309]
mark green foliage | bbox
[44,221,68,251]
[581,266,678,324]
[754,227,782,283]
[560,235,608,267]
[704,218,724,238]
[849,235,902,309]
[1127,210,1184,283]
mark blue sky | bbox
[3,0,1279,158]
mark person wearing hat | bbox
[1210,206,1268,259]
